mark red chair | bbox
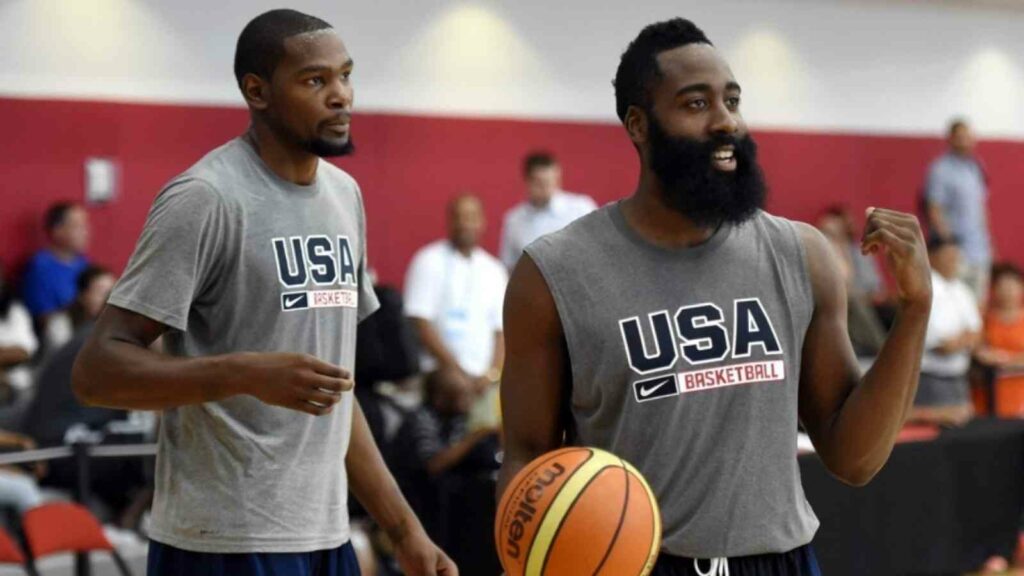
[22,502,133,576]
[0,527,27,572]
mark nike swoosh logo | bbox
[284,295,305,308]
[639,379,669,397]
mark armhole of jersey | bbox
[523,243,579,419]
[766,214,816,332]
[788,219,815,325]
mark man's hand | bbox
[227,352,352,416]
[471,374,493,395]
[862,207,932,309]
[392,527,459,576]
[977,347,1014,366]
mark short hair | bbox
[948,117,969,137]
[447,193,481,215]
[423,367,463,407]
[44,202,80,233]
[613,18,712,122]
[234,9,333,89]
[991,262,1023,285]
[76,265,111,294]
[522,151,558,178]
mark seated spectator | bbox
[0,267,38,429]
[44,265,116,352]
[23,326,147,526]
[977,263,1024,416]
[389,367,501,574]
[0,429,45,514]
[911,237,981,426]
[20,202,91,330]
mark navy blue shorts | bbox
[653,545,821,576]
[146,540,361,576]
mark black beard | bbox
[307,136,354,158]
[264,111,355,158]
[647,112,766,227]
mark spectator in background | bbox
[0,271,46,513]
[980,263,1024,366]
[499,151,597,270]
[405,194,507,396]
[976,263,1024,416]
[20,202,91,328]
[0,268,39,430]
[816,209,886,356]
[924,119,991,302]
[25,325,143,526]
[0,429,46,514]
[912,237,981,426]
[44,265,116,352]
[823,205,889,304]
[390,367,501,575]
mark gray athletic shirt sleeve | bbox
[108,138,379,553]
[110,181,229,331]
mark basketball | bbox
[495,447,661,576]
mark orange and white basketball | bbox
[495,447,661,576]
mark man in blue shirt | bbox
[924,119,991,302]
[20,202,91,324]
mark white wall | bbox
[1,0,1023,137]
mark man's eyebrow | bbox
[674,81,742,96]
[295,58,354,75]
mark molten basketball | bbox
[495,447,661,576]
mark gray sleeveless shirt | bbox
[524,202,819,558]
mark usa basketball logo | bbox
[619,298,785,403]
[271,235,360,311]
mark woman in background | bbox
[977,263,1024,417]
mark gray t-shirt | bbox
[525,203,818,558]
[109,137,380,553]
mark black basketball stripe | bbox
[539,461,618,575]
[630,467,658,576]
[591,459,631,576]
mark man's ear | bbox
[625,105,649,146]
[241,73,270,111]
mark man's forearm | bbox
[347,399,424,542]
[73,338,243,410]
[0,347,30,368]
[427,429,492,477]
[821,301,931,482]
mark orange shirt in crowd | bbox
[984,310,1024,417]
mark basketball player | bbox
[73,10,456,576]
[498,18,931,576]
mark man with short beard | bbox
[498,18,932,575]
[73,9,455,576]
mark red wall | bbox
[2,97,1022,288]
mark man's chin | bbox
[309,137,355,158]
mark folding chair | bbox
[0,528,27,573]
[22,502,133,576]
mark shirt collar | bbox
[529,190,567,214]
